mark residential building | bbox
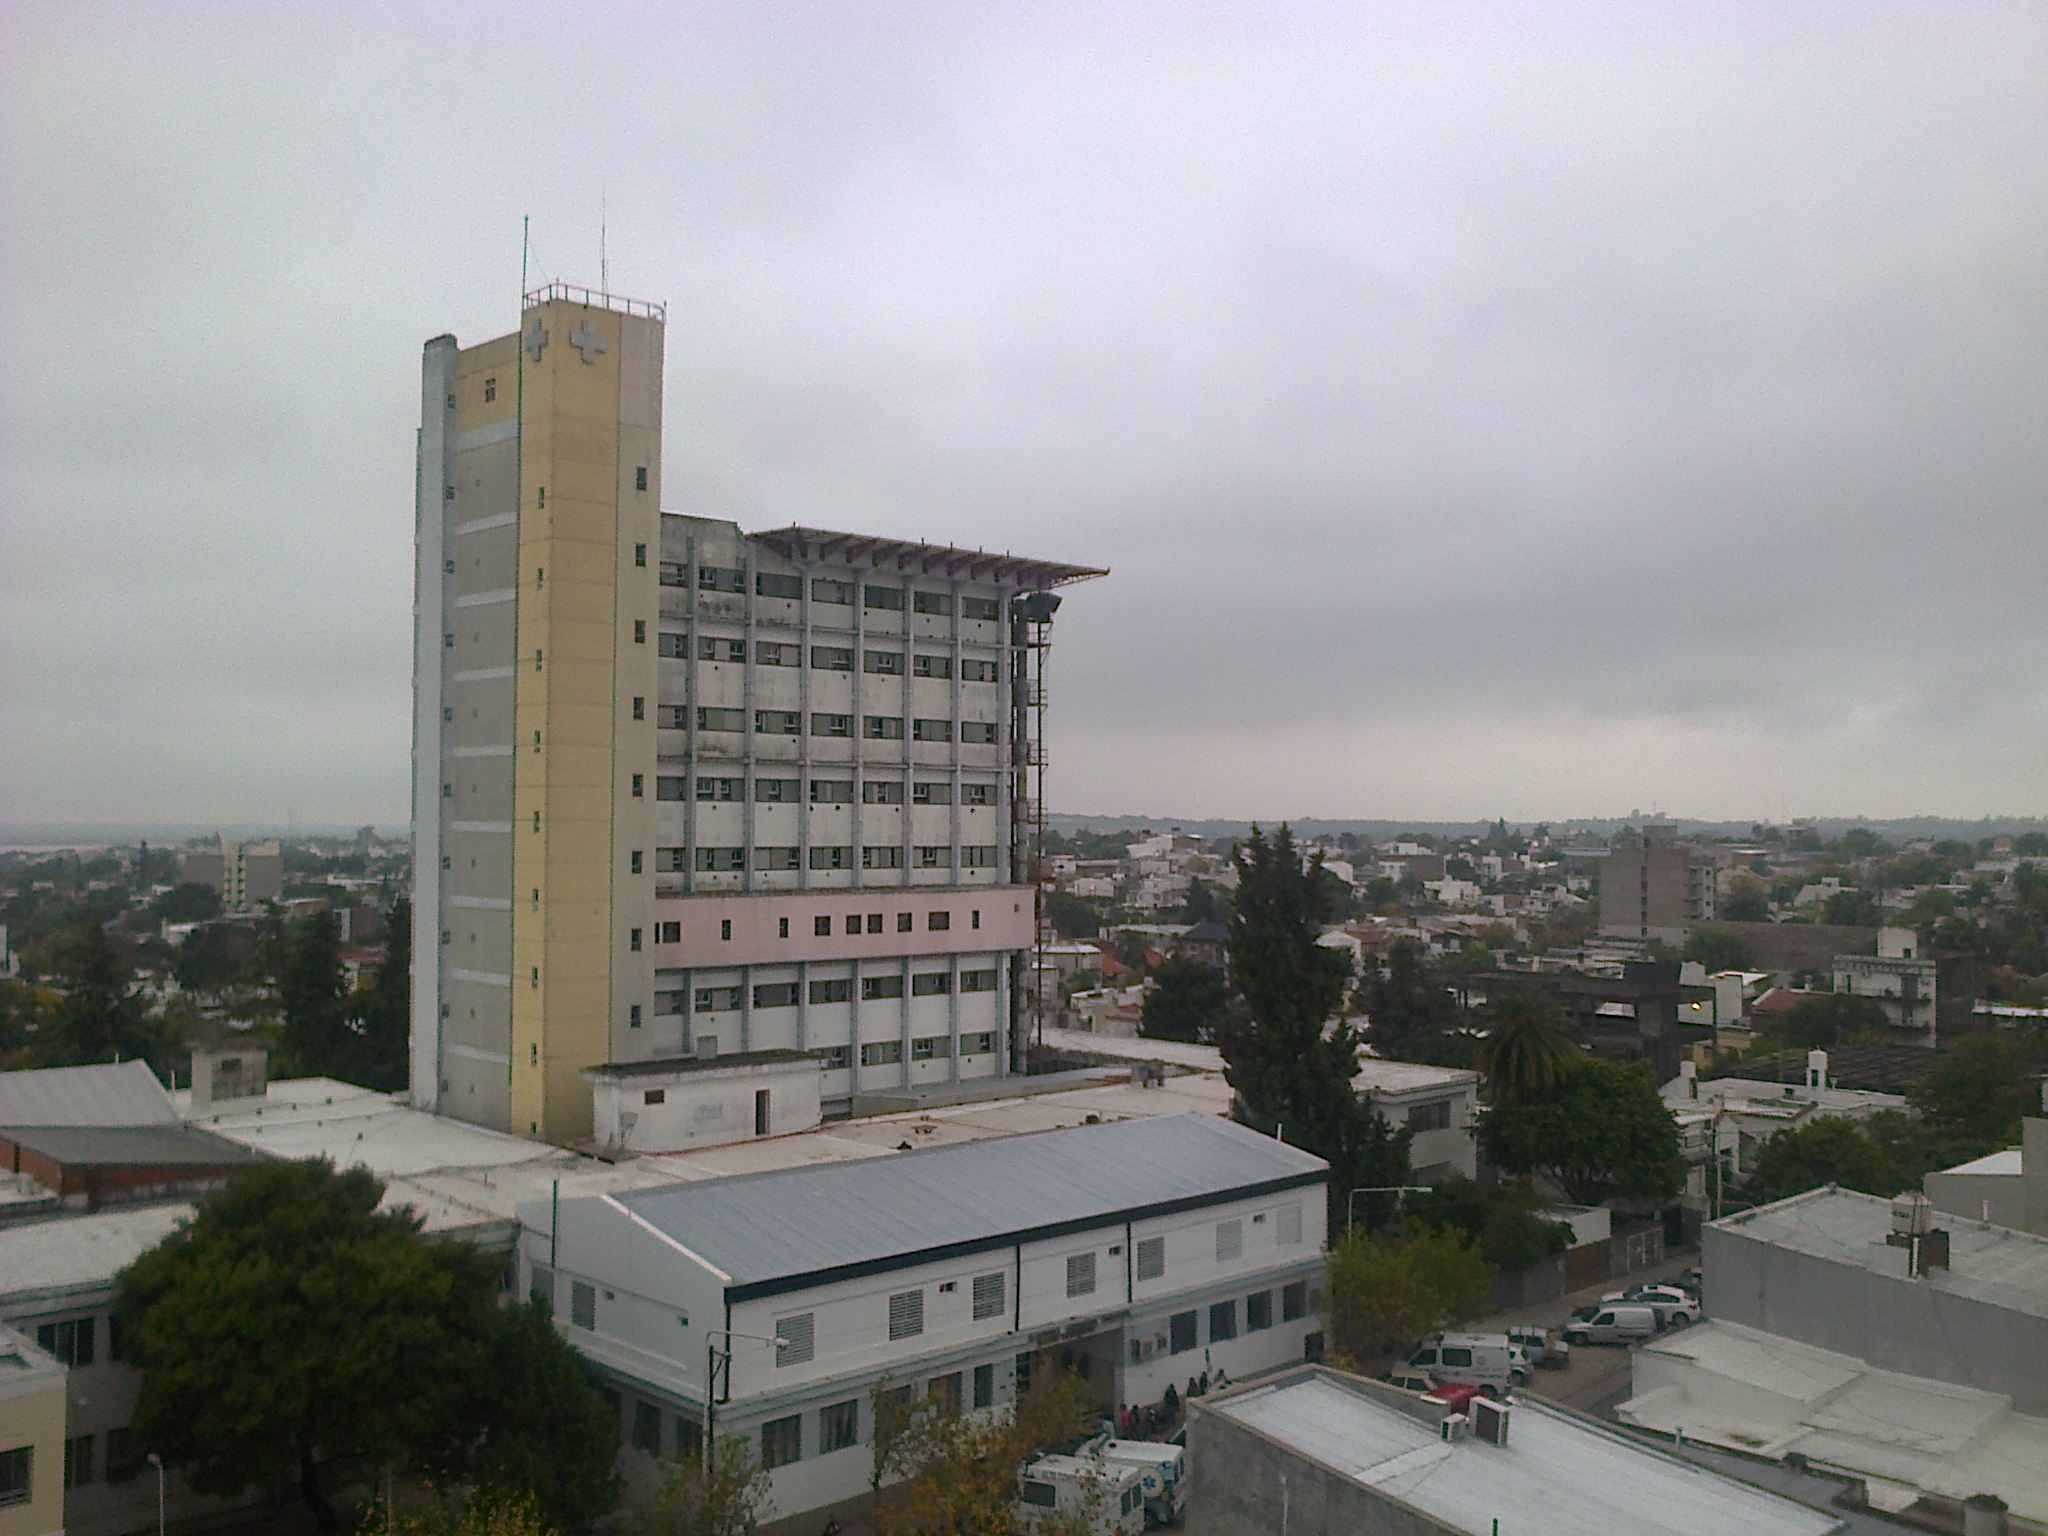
[1621,1320,2048,1531]
[1353,1060,1480,1182]
[0,1323,66,1536]
[412,285,1104,1141]
[1702,1187,2048,1413]
[1926,1112,2048,1238]
[1598,825,1716,944]
[1833,927,1983,1047]
[176,841,281,909]
[515,1114,1327,1524]
[1187,1364,1840,1536]
[1667,1053,1905,1214]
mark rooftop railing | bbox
[522,281,666,320]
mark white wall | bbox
[592,1062,822,1153]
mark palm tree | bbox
[1475,990,1583,1104]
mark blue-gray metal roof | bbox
[0,1060,178,1128]
[613,1113,1325,1301]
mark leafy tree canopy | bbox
[873,1366,1098,1536]
[1326,1226,1493,1361]
[1481,1059,1684,1207]
[1910,1035,2043,1151]
[625,1438,769,1536]
[1766,993,1890,1053]
[1140,956,1231,1044]
[1398,1177,1572,1273]
[1360,940,1461,1063]
[1472,990,1582,1106]
[1681,926,1756,973]
[1044,890,1101,941]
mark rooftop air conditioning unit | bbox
[1470,1397,1511,1447]
[1440,1413,1469,1443]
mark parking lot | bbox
[1470,1253,1701,1420]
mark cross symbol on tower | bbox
[569,320,608,364]
[525,321,549,361]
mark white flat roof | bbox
[1209,1370,1839,1536]
[1037,1026,1478,1095]
[0,1203,192,1307]
[1937,1148,2023,1178]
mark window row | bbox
[811,1032,995,1069]
[662,566,1002,622]
[680,776,998,805]
[753,1362,996,1473]
[677,709,1000,744]
[682,968,1000,1013]
[1148,1281,1309,1359]
[665,635,1002,682]
[671,845,1002,871]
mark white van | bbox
[1404,1332,1530,1394]
[1018,1453,1148,1536]
[1562,1303,1659,1346]
[1089,1438,1187,1527]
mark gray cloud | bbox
[3,0,2043,827]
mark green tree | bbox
[40,921,160,1067]
[117,1160,510,1536]
[172,921,262,997]
[1481,1059,1684,1207]
[875,1366,1098,1536]
[1681,927,1756,973]
[1472,991,1582,1105]
[277,910,352,1079]
[1141,957,1230,1043]
[1720,875,1771,923]
[626,1439,770,1536]
[1326,1226,1492,1361]
[1910,1036,2041,1153]
[1766,993,1888,1052]
[1179,879,1229,927]
[1398,1177,1571,1273]
[1744,1117,1904,1205]
[350,897,411,1091]
[1360,941,1460,1063]
[154,882,224,924]
[1044,891,1101,941]
[1823,889,1884,927]
[1216,826,1410,1230]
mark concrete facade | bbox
[0,1324,66,1536]
[1598,825,1717,944]
[1926,1118,2048,1238]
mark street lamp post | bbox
[1346,1185,1432,1234]
[702,1330,787,1482]
[146,1453,164,1536]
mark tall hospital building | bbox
[412,287,1101,1142]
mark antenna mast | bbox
[600,186,609,295]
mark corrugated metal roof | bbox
[0,1060,178,1128]
[612,1113,1324,1298]
[2,1124,264,1169]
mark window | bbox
[864,715,905,740]
[928,1372,962,1416]
[809,846,852,871]
[961,721,998,745]
[571,1281,597,1330]
[818,1044,851,1070]
[655,846,688,872]
[862,1041,903,1067]
[775,1313,815,1366]
[961,596,1000,621]
[1282,1280,1309,1322]
[928,910,951,931]
[658,921,681,944]
[864,779,905,804]
[629,928,642,952]
[862,846,903,870]
[644,1088,666,1106]
[1169,1310,1197,1354]
[695,986,742,1012]
[695,707,744,732]
[810,778,854,803]
[887,1289,924,1340]
[753,983,799,1008]
[915,846,953,869]
[659,631,688,657]
[814,916,833,938]
[812,578,853,605]
[655,988,685,1014]
[1407,1099,1451,1132]
[810,977,852,1004]
[973,1363,995,1410]
[632,695,645,720]
[633,620,646,644]
[864,585,904,611]
[811,712,852,738]
[1216,1219,1243,1263]
[912,591,952,615]
[897,911,914,931]
[742,777,794,803]
[1277,1203,1303,1247]
[845,915,861,934]
[1210,1299,1238,1341]
[961,658,999,682]
[757,640,799,666]
[962,845,999,868]
[961,969,998,992]
[1247,1290,1274,1331]
[1135,1236,1166,1282]
[811,644,853,670]
[635,465,647,490]
[1442,1346,1474,1368]
[972,1272,1006,1320]
[862,974,904,1000]
[64,1435,93,1489]
[635,542,647,567]
[913,654,952,678]
[912,718,953,743]
[630,773,644,798]
[756,709,800,736]
[756,847,800,871]
[659,704,687,728]
[820,1400,859,1453]
[757,571,802,599]
[483,376,497,402]
[698,565,745,593]
[758,1414,802,1470]
[660,560,686,586]
[913,781,953,805]
[961,1031,996,1054]
[1066,1253,1097,1297]
[912,972,952,996]
[779,917,789,937]
[911,1036,951,1060]
[630,849,644,874]
[694,847,745,872]
[1020,1480,1057,1510]
[38,1317,94,1367]
[699,635,745,662]
[863,649,903,676]
[961,782,995,805]
[630,1401,661,1454]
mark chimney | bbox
[1679,1060,1698,1101]
[1805,1049,1828,1091]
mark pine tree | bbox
[1216,826,1410,1229]
[350,897,410,1091]
[277,911,351,1079]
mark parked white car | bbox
[1601,1285,1700,1327]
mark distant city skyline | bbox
[4,2,2044,826]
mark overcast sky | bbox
[3,1,2044,830]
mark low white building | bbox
[517,1114,1329,1525]
[1834,926,1941,1044]
[585,1051,825,1156]
[1663,1053,1905,1212]
[1926,1113,2048,1238]
[1352,1060,1481,1182]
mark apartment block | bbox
[413,287,1102,1141]
[1598,825,1716,944]
[176,841,282,910]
